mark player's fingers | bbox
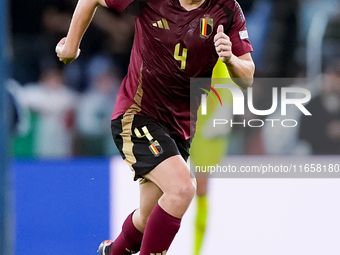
[214,32,229,43]
[216,45,231,53]
[215,37,232,46]
[76,48,81,59]
[55,37,67,53]
[56,38,67,49]
[218,49,232,57]
[216,44,231,51]
[56,46,62,55]
[214,39,232,50]
[58,37,67,46]
[217,25,224,34]
[55,44,63,55]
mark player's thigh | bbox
[144,155,196,197]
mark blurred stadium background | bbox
[1,0,340,254]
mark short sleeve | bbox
[104,0,135,12]
[104,0,149,15]
[226,0,253,57]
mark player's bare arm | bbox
[214,25,255,89]
[55,0,108,64]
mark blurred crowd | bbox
[6,0,340,158]
[7,0,135,157]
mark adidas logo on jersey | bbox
[152,18,170,30]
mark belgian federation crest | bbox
[200,16,213,38]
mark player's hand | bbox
[214,25,232,64]
[55,37,81,65]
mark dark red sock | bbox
[139,203,181,255]
[110,211,143,255]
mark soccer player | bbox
[56,0,254,254]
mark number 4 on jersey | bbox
[174,43,187,70]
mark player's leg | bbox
[194,175,209,255]
[106,180,163,255]
[196,174,208,197]
[145,155,196,217]
[101,113,195,255]
[133,180,163,233]
[139,155,196,255]
[191,138,226,255]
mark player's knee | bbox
[173,179,196,204]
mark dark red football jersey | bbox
[105,0,253,140]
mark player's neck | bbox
[179,0,206,11]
